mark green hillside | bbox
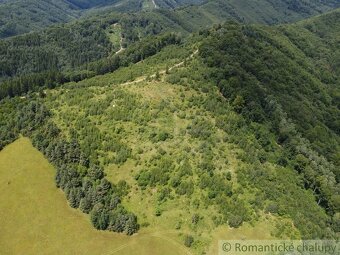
[0,0,202,39]
[0,0,136,39]
[0,10,339,254]
[0,137,190,255]
[192,0,340,24]
[1,3,340,94]
[1,0,339,39]
[0,0,79,38]
[0,5,339,255]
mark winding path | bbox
[115,36,125,55]
[152,0,158,9]
[119,49,199,86]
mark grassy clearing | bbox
[207,220,274,255]
[41,46,305,253]
[0,138,190,255]
[45,73,282,254]
[0,59,291,255]
[106,23,122,53]
[142,0,157,10]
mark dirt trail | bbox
[112,23,125,55]
[152,0,158,9]
[115,36,125,55]
[119,49,199,86]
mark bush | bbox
[187,118,213,139]
[155,207,162,216]
[265,203,279,214]
[228,214,243,228]
[184,235,194,247]
[192,213,200,225]
[332,213,340,233]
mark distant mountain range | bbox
[0,0,339,38]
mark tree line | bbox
[2,100,139,235]
[0,32,181,100]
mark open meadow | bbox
[0,138,279,255]
[0,138,191,255]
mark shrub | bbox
[184,235,194,247]
[228,214,243,228]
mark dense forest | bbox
[195,18,340,236]
[1,0,339,39]
[0,0,133,38]
[1,0,340,99]
[0,0,201,38]
[0,28,181,99]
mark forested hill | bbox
[194,10,340,235]
[0,0,202,39]
[0,8,339,251]
[169,0,340,26]
[198,9,340,166]
[0,0,79,38]
[1,1,340,84]
[1,0,339,39]
[0,0,133,38]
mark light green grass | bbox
[207,220,274,255]
[46,76,279,254]
[106,23,122,53]
[42,50,302,253]
[142,0,157,10]
[0,138,191,255]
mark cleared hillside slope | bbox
[0,9,339,255]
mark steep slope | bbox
[198,9,340,168]
[0,0,79,38]
[0,0,135,39]
[0,137,189,255]
[0,10,339,254]
[194,0,340,24]
[154,0,204,9]
[2,4,340,90]
[1,0,339,39]
[194,10,340,236]
[0,0,204,39]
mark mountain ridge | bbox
[1,0,339,38]
[0,4,339,255]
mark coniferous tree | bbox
[124,213,139,235]
[90,204,109,230]
[79,195,93,214]
[88,165,104,180]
